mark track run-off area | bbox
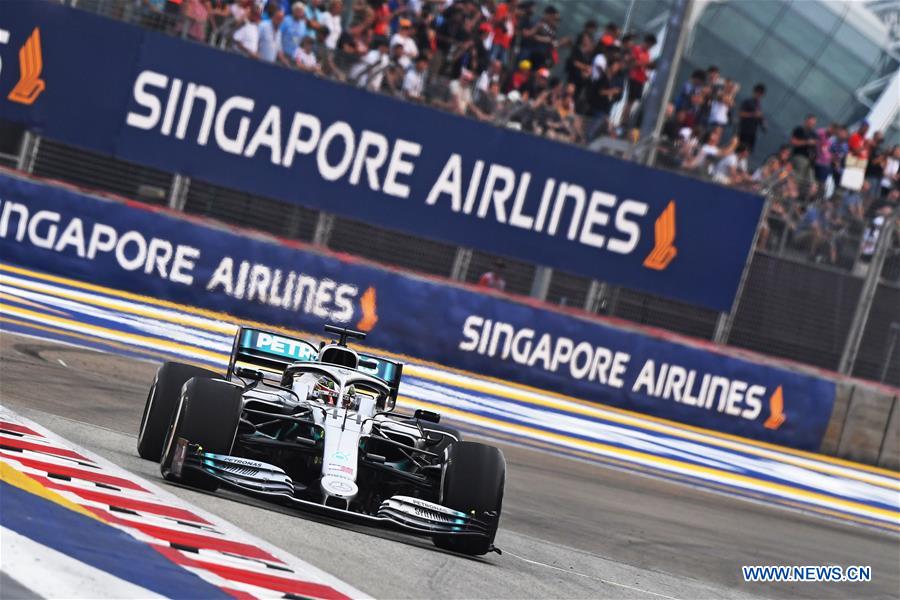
[1,261,899,598]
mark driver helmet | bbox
[342,385,360,411]
[314,376,338,404]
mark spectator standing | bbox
[233,6,262,58]
[521,5,566,69]
[621,34,656,128]
[390,18,419,69]
[319,0,343,50]
[675,69,705,111]
[813,123,836,184]
[349,37,391,89]
[183,0,211,42]
[490,0,517,63]
[848,121,870,158]
[585,55,624,140]
[280,2,309,59]
[790,114,817,185]
[863,133,885,201]
[598,21,619,48]
[402,54,429,101]
[259,8,287,63]
[829,125,850,182]
[478,261,507,291]
[882,145,900,198]
[305,0,327,27]
[565,32,594,98]
[737,83,766,154]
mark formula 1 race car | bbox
[137,324,505,555]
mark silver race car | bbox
[137,325,505,555]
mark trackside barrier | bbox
[0,172,858,456]
[0,1,763,312]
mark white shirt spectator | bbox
[349,49,389,89]
[882,156,898,190]
[233,22,260,56]
[319,11,342,49]
[229,2,248,21]
[708,99,729,127]
[590,53,607,80]
[713,153,747,184]
[449,78,473,115]
[389,33,418,68]
[294,45,319,70]
[403,68,426,100]
[258,20,282,63]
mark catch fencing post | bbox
[167,174,190,211]
[312,212,335,247]
[713,191,774,345]
[839,209,899,375]
[450,248,473,282]
[530,266,552,301]
[16,131,40,174]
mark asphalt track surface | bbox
[2,333,899,599]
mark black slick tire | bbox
[137,362,218,461]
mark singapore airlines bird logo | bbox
[643,200,677,271]
[8,27,46,105]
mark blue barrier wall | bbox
[0,173,835,449]
[0,2,764,311]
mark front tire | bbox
[138,362,218,461]
[434,441,505,556]
[160,377,243,491]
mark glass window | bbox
[710,5,768,54]
[731,0,786,29]
[817,40,872,90]
[772,7,829,59]
[796,66,854,119]
[790,0,843,35]
[832,20,882,67]
[685,25,748,76]
[753,36,810,86]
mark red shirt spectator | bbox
[629,42,651,84]
[478,263,507,291]
[372,1,390,38]
[848,122,870,159]
[492,2,515,50]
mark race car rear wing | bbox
[227,326,403,403]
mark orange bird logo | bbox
[356,287,379,332]
[8,27,46,105]
[763,386,787,430]
[643,200,677,271]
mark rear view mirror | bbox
[234,366,265,381]
[415,409,441,423]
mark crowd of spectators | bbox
[653,62,899,272]
[141,0,899,274]
[140,0,667,145]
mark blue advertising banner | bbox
[0,173,835,450]
[0,2,764,311]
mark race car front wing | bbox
[167,439,497,545]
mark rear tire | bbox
[433,441,505,556]
[138,362,218,461]
[160,377,243,491]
